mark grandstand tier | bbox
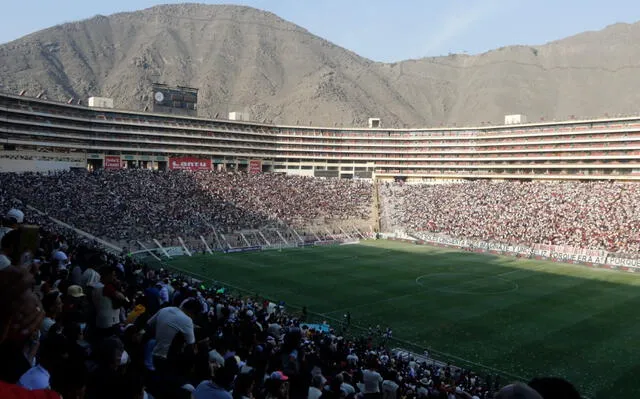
[2,92,640,179]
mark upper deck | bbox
[2,92,640,180]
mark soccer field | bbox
[160,240,640,398]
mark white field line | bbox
[161,248,597,396]
[324,265,550,328]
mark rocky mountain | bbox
[1,3,639,127]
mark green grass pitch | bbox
[160,240,640,398]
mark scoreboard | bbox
[152,83,198,117]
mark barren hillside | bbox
[1,4,639,127]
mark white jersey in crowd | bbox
[361,369,383,393]
[148,306,195,359]
[92,282,120,329]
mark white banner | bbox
[410,231,621,267]
[605,256,640,269]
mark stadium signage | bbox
[606,256,640,269]
[224,246,262,253]
[249,159,262,174]
[417,233,470,248]
[313,240,338,246]
[104,155,122,170]
[410,231,640,270]
[550,252,606,264]
[169,157,212,171]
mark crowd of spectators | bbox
[0,170,372,243]
[379,181,640,254]
[0,205,582,399]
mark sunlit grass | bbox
[161,240,640,398]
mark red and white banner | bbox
[169,157,211,171]
[104,155,122,170]
[249,159,262,174]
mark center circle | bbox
[415,272,519,295]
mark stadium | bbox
[2,8,640,399]
[2,83,640,399]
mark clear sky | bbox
[1,0,640,62]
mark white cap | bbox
[6,209,24,224]
[53,251,68,262]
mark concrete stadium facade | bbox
[2,92,640,181]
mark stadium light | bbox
[67,97,74,104]
[36,90,46,99]
[19,89,27,96]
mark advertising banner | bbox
[249,159,262,174]
[104,155,122,170]
[223,246,262,254]
[169,157,212,171]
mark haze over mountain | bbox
[1,3,639,128]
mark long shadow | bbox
[168,241,640,399]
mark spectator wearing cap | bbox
[0,209,24,242]
[264,371,289,399]
[51,251,69,272]
[62,285,88,325]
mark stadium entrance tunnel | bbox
[415,272,519,295]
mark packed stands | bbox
[380,181,640,255]
[0,206,582,399]
[0,170,373,244]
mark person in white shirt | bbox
[361,359,383,398]
[346,350,359,366]
[40,292,62,339]
[147,297,201,371]
[92,267,125,338]
[157,281,169,305]
[381,371,399,399]
[308,374,324,399]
